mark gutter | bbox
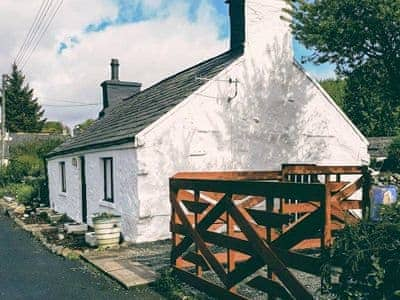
[46,137,135,160]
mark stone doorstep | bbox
[81,255,159,289]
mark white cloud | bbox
[0,0,228,127]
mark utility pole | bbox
[1,74,6,166]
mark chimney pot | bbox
[110,58,119,80]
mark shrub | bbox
[15,184,36,205]
[323,203,400,299]
[386,136,400,172]
[0,183,36,205]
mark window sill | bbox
[99,200,115,209]
[59,192,67,197]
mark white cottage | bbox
[47,0,369,243]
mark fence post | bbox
[194,189,203,277]
[321,176,332,292]
[361,166,371,220]
[170,179,178,267]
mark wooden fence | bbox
[169,165,371,299]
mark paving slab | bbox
[82,254,159,289]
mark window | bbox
[59,162,66,193]
[102,158,114,202]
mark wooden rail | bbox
[170,165,371,299]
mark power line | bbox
[14,0,48,64]
[40,99,100,105]
[42,103,101,107]
[21,0,64,70]
[16,0,54,66]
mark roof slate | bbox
[367,136,395,159]
[49,49,242,157]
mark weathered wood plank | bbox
[182,252,210,271]
[272,209,322,250]
[172,267,247,300]
[272,247,322,276]
[171,194,229,263]
[171,179,326,202]
[182,200,210,214]
[226,199,313,299]
[340,200,362,210]
[282,202,319,214]
[331,177,362,203]
[173,171,282,181]
[247,209,290,228]
[171,194,228,286]
[282,165,363,175]
[201,230,254,255]
[247,276,294,300]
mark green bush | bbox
[0,183,36,205]
[387,136,400,172]
[323,203,400,299]
[15,184,36,204]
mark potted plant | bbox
[92,213,121,248]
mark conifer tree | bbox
[4,64,45,132]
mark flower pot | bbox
[92,214,121,247]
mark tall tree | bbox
[320,78,346,109]
[285,0,400,136]
[4,64,46,132]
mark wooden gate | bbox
[170,165,371,299]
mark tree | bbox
[74,119,95,135]
[4,64,46,132]
[320,78,346,109]
[42,121,70,134]
[285,0,400,136]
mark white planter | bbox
[92,215,121,247]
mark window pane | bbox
[60,162,66,193]
[103,158,113,202]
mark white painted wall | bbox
[47,145,140,241]
[133,0,369,242]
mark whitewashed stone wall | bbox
[133,0,369,242]
[47,145,140,241]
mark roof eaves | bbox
[46,136,134,159]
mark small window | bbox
[59,162,66,193]
[102,158,114,202]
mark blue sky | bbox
[78,0,336,79]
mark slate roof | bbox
[367,136,395,159]
[48,49,242,158]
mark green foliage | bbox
[15,184,36,204]
[9,136,65,161]
[4,64,45,132]
[286,0,400,136]
[386,136,400,172]
[153,268,199,300]
[42,121,69,134]
[343,60,400,136]
[74,119,95,134]
[320,79,346,108]
[0,137,63,205]
[323,203,400,299]
[0,183,36,204]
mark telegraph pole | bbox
[1,74,6,166]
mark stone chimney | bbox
[227,0,291,55]
[226,0,245,51]
[100,58,141,115]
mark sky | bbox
[0,0,336,128]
